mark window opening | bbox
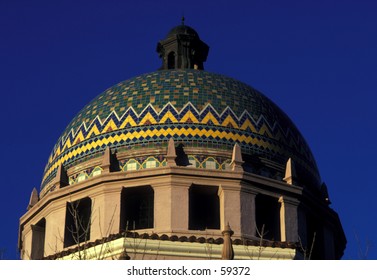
[64,197,92,248]
[120,186,154,231]
[306,214,325,259]
[189,185,220,230]
[31,218,46,260]
[255,194,281,241]
[168,52,175,69]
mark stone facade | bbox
[19,143,345,259]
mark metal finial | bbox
[181,15,185,25]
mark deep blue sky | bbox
[1,0,376,260]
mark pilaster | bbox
[153,180,189,232]
[279,196,299,242]
[240,189,256,238]
[218,185,241,236]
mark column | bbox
[240,189,256,238]
[44,203,66,255]
[90,189,121,240]
[218,185,241,236]
[279,196,299,242]
[153,181,189,232]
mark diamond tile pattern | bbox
[41,70,319,190]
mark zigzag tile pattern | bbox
[41,70,319,190]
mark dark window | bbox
[64,197,92,248]
[120,186,154,231]
[31,218,46,260]
[255,194,281,241]
[306,214,325,259]
[189,185,220,230]
[168,52,175,69]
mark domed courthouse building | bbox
[19,21,346,260]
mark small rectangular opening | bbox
[120,186,154,231]
[306,214,325,259]
[255,194,281,241]
[189,185,220,230]
[31,218,46,260]
[64,197,92,248]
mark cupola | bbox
[156,17,209,70]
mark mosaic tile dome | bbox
[41,69,321,192]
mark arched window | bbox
[167,52,175,69]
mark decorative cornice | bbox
[43,231,298,260]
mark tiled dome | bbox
[41,69,320,193]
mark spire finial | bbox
[181,15,185,26]
[221,223,234,260]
